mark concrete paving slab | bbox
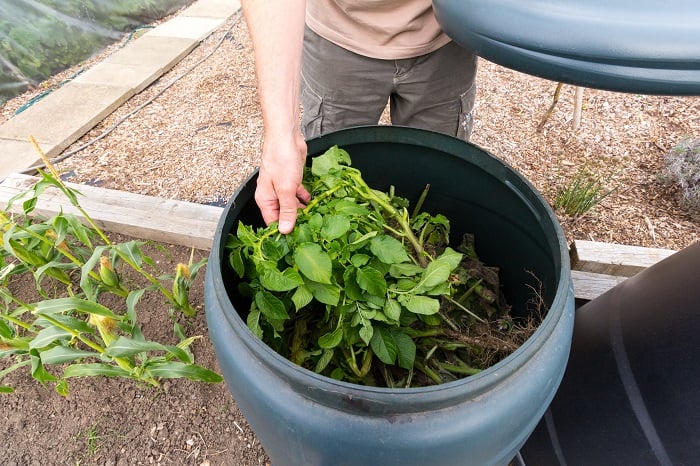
[0,82,133,150]
[145,16,226,41]
[100,35,198,73]
[182,0,241,18]
[0,139,47,178]
[71,61,165,95]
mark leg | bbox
[390,42,478,140]
[300,27,394,139]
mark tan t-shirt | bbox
[306,0,452,60]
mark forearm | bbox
[241,0,306,138]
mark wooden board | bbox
[570,270,628,301]
[0,173,223,250]
[570,239,676,277]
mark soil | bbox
[1,6,699,466]
[1,238,269,466]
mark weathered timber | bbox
[571,239,676,277]
[0,173,223,250]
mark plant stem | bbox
[346,172,427,266]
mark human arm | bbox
[241,0,311,234]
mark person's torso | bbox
[306,0,451,59]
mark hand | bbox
[254,132,311,234]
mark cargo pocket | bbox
[457,82,476,141]
[301,74,324,139]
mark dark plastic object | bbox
[520,241,700,465]
[433,0,700,95]
[205,126,575,466]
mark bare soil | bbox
[1,8,698,466]
[1,238,269,466]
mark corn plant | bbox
[0,139,221,395]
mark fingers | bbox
[254,134,308,233]
[254,170,309,234]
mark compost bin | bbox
[205,126,575,466]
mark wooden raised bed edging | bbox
[0,173,677,300]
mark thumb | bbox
[277,199,299,234]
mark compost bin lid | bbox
[433,0,700,95]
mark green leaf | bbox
[349,230,378,245]
[359,324,374,346]
[370,235,410,264]
[105,336,192,363]
[437,247,463,270]
[356,266,387,296]
[384,298,402,321]
[294,243,332,284]
[350,254,370,267]
[40,346,97,365]
[63,213,94,248]
[389,263,426,278]
[311,145,350,177]
[0,386,15,394]
[315,349,334,373]
[399,295,441,315]
[291,285,314,311]
[261,237,288,261]
[34,314,95,334]
[246,307,263,339]
[29,326,73,349]
[35,297,120,319]
[30,351,57,384]
[0,318,13,339]
[255,290,289,321]
[80,245,109,300]
[370,326,397,365]
[333,199,369,216]
[236,222,258,248]
[305,280,340,306]
[63,363,130,379]
[321,214,351,241]
[415,259,452,293]
[342,268,363,301]
[228,247,245,277]
[113,240,146,268]
[391,329,416,370]
[146,361,223,383]
[318,327,343,349]
[260,267,304,292]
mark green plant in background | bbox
[227,146,532,388]
[660,137,700,217]
[0,138,221,395]
[554,167,616,217]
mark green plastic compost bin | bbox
[205,126,575,466]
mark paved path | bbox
[0,0,241,179]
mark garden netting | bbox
[0,0,195,105]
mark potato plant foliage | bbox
[227,146,522,387]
